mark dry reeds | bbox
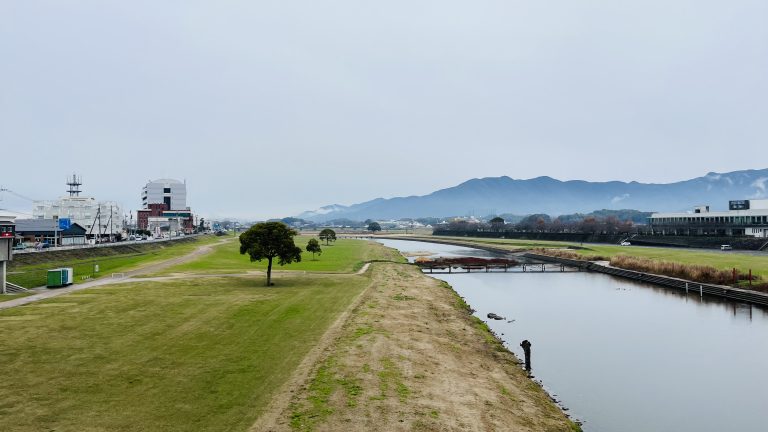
[531,248,608,262]
[609,255,759,286]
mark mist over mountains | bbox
[298,169,768,222]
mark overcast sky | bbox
[2,1,767,219]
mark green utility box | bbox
[47,268,74,288]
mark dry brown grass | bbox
[609,255,760,286]
[532,248,609,262]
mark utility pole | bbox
[97,206,102,244]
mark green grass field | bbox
[155,237,402,276]
[6,236,221,288]
[0,238,404,431]
[417,235,577,249]
[0,274,369,431]
[0,291,35,303]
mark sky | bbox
[2,1,767,220]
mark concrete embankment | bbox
[524,252,768,307]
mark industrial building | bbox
[648,199,768,237]
[14,219,88,246]
[33,175,124,239]
[137,178,194,234]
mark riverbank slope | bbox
[268,262,578,431]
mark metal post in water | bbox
[520,339,532,371]
[685,282,689,293]
[700,284,703,298]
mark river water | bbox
[377,239,768,432]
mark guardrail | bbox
[523,253,768,307]
[13,234,202,255]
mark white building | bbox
[33,197,123,237]
[649,199,768,237]
[142,178,187,210]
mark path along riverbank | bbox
[260,261,580,431]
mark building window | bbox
[164,187,171,193]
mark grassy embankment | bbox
[0,239,403,432]
[153,236,381,276]
[285,262,581,432]
[5,235,221,289]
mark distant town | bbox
[3,172,767,253]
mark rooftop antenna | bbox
[66,173,82,197]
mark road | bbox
[0,240,220,311]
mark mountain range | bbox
[297,169,768,222]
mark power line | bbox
[0,186,38,202]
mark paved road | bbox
[0,241,222,311]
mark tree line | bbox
[435,213,644,235]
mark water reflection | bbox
[377,239,768,432]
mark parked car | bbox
[721,244,733,251]
[12,243,26,251]
[620,241,631,246]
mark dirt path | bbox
[248,263,374,432]
[255,263,576,432]
[0,240,225,311]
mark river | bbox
[377,238,768,432]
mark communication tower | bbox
[66,174,82,197]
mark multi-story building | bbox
[33,197,123,237]
[648,199,768,237]
[138,179,194,234]
[142,179,187,210]
[32,176,123,238]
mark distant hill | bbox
[556,209,653,224]
[297,169,768,222]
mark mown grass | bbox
[417,235,577,249]
[155,237,404,276]
[0,273,369,432]
[0,292,35,303]
[7,235,221,288]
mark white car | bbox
[620,241,631,246]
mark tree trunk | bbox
[267,257,273,286]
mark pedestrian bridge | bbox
[414,257,580,274]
